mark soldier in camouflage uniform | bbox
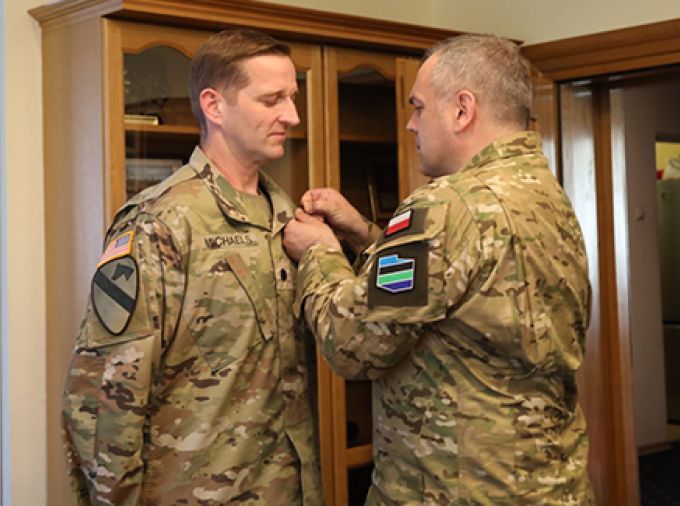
[62,29,322,505]
[284,35,594,504]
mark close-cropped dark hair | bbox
[425,34,533,129]
[188,28,291,138]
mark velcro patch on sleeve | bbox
[377,207,428,246]
[97,230,134,268]
[368,241,428,308]
[91,256,139,335]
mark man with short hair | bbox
[284,34,594,504]
[62,29,322,505]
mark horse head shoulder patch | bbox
[91,255,139,336]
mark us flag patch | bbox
[97,230,134,267]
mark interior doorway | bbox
[559,66,680,505]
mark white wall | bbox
[0,0,47,504]
[620,77,680,448]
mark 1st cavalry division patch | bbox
[92,245,139,335]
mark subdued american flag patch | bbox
[97,230,134,267]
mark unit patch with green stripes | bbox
[367,241,428,308]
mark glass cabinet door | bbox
[323,46,402,506]
[124,45,196,199]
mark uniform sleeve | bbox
[295,197,481,381]
[61,213,185,505]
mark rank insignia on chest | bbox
[385,209,412,236]
[91,255,138,335]
[376,254,414,293]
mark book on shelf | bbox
[124,114,160,126]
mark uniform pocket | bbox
[184,250,265,372]
[62,349,104,478]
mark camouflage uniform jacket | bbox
[296,132,594,505]
[62,147,322,505]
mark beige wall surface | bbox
[0,0,48,504]
[271,0,680,43]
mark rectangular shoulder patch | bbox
[97,230,134,267]
[368,242,428,308]
[377,207,428,246]
[385,209,412,236]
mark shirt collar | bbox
[458,131,542,174]
[188,146,294,233]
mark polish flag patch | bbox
[385,209,412,236]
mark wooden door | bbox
[555,80,639,506]
[322,45,422,505]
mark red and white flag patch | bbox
[97,230,134,267]
[385,209,412,236]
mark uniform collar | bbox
[188,146,294,233]
[458,131,542,174]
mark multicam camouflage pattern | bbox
[63,147,322,505]
[296,132,594,505]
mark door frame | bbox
[523,17,680,505]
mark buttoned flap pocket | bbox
[363,205,448,324]
[62,348,105,477]
[185,250,275,372]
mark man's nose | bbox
[280,98,300,126]
[406,113,417,133]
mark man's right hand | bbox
[301,188,370,253]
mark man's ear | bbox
[452,89,476,133]
[199,88,223,126]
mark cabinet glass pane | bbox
[338,67,398,457]
[124,46,193,126]
[124,46,197,199]
[338,68,398,227]
[348,463,373,506]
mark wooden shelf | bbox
[125,123,199,135]
[346,444,373,469]
[340,132,395,143]
[124,123,308,140]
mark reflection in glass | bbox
[124,46,193,125]
[338,67,398,226]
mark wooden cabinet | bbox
[30,2,458,504]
